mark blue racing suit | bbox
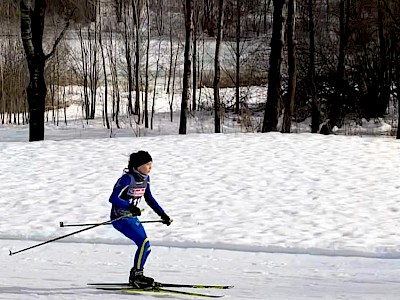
[109,170,165,270]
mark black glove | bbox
[160,213,172,226]
[129,203,141,216]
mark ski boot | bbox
[129,268,155,289]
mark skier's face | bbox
[137,161,152,175]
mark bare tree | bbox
[262,0,285,132]
[235,0,242,115]
[106,28,121,128]
[121,1,135,115]
[98,0,110,129]
[114,0,124,22]
[214,0,225,133]
[132,0,143,118]
[169,44,181,122]
[377,0,390,115]
[151,38,163,130]
[321,0,350,134]
[282,0,296,133]
[397,43,400,139]
[144,0,150,128]
[166,10,174,94]
[308,0,319,133]
[77,24,99,121]
[179,0,193,134]
[382,0,400,138]
[20,0,74,141]
[202,0,216,36]
[192,0,200,111]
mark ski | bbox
[95,286,224,298]
[88,281,234,289]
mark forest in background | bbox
[0,0,399,140]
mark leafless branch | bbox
[45,7,76,61]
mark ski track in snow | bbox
[2,240,400,300]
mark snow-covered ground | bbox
[1,129,400,299]
[3,240,400,300]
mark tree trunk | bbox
[132,0,142,119]
[108,30,121,128]
[144,0,150,128]
[152,38,162,130]
[20,0,47,142]
[98,1,110,129]
[262,0,285,132]
[20,0,73,141]
[115,0,123,22]
[170,44,180,122]
[322,0,349,134]
[309,0,319,133]
[203,0,215,37]
[235,0,241,115]
[396,38,400,139]
[192,3,199,111]
[90,26,98,119]
[179,0,193,134]
[214,0,224,133]
[123,2,134,115]
[282,0,296,133]
[193,32,197,111]
[378,0,390,116]
[78,28,89,120]
[167,12,173,94]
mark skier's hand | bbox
[129,204,142,216]
[160,213,172,226]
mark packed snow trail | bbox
[3,240,400,300]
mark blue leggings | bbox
[112,217,151,270]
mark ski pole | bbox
[59,219,164,227]
[9,214,130,256]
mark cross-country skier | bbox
[109,150,172,288]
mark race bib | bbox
[128,187,146,197]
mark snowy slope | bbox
[1,132,400,299]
